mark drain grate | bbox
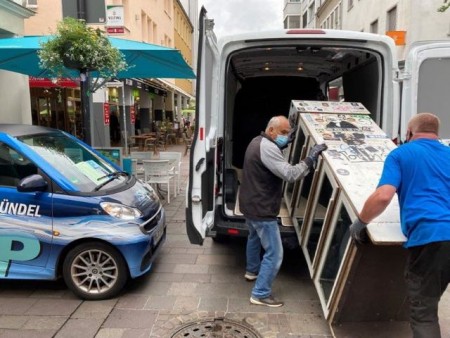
[169,317,263,338]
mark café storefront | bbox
[29,77,83,139]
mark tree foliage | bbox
[438,0,450,12]
[38,17,128,79]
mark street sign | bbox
[106,27,125,34]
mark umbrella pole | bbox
[80,69,91,145]
[121,82,128,154]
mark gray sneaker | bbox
[244,271,258,281]
[250,296,284,307]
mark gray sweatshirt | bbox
[239,133,311,220]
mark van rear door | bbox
[186,7,219,245]
[401,41,450,139]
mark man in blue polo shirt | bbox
[350,112,450,338]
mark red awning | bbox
[29,77,79,88]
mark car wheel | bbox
[63,242,128,300]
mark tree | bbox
[438,0,450,12]
[38,17,128,92]
[38,17,129,144]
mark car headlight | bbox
[100,202,142,220]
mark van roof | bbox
[218,29,396,48]
[0,124,55,137]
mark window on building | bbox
[308,3,314,23]
[287,15,301,28]
[370,19,378,34]
[25,0,38,8]
[302,12,308,28]
[386,6,397,31]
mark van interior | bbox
[221,44,383,219]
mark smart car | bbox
[0,124,166,300]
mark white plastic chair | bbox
[142,159,176,203]
[130,151,153,179]
[159,151,182,194]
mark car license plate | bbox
[153,225,164,245]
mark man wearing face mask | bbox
[239,115,327,307]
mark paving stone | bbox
[0,298,38,315]
[23,315,67,330]
[172,296,200,311]
[71,299,117,319]
[198,296,228,312]
[144,295,176,310]
[115,294,149,310]
[157,253,198,264]
[181,273,211,283]
[0,315,28,329]
[173,263,209,274]
[54,318,103,338]
[167,282,198,296]
[196,254,237,266]
[24,298,81,316]
[102,309,158,329]
[0,328,58,337]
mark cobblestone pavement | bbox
[0,144,448,338]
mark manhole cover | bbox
[169,317,263,338]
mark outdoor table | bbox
[131,133,156,150]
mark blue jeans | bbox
[246,218,283,299]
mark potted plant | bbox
[38,17,128,91]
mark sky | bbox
[197,0,284,38]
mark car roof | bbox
[0,124,57,137]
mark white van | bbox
[186,8,450,246]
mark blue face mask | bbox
[274,135,289,148]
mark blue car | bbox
[0,124,166,300]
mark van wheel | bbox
[63,242,128,300]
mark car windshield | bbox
[18,132,127,192]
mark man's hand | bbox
[349,218,369,244]
[309,143,327,161]
[305,143,327,169]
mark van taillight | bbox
[286,29,326,35]
[227,229,240,236]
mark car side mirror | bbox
[17,174,48,192]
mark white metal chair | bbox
[159,151,182,194]
[130,151,153,180]
[131,158,143,180]
[142,159,176,203]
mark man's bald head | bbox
[408,113,440,136]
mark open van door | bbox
[186,7,219,245]
[401,41,450,139]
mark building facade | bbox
[285,0,450,61]
[21,0,194,147]
[0,0,34,124]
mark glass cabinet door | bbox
[316,197,353,307]
[302,165,340,274]
[284,124,310,214]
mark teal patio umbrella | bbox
[0,35,195,79]
[0,35,195,145]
